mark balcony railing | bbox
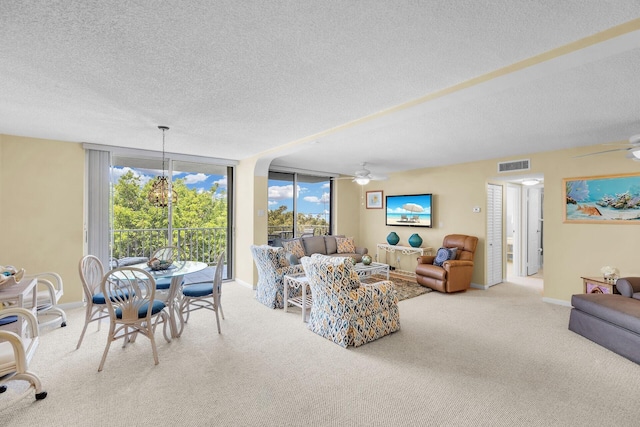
[112,225,329,263]
[112,227,227,265]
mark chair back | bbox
[250,245,286,274]
[212,251,225,303]
[151,246,187,262]
[101,267,157,323]
[442,234,478,261]
[79,255,105,299]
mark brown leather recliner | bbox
[415,234,478,293]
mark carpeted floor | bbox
[361,273,431,301]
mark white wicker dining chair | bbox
[76,255,109,349]
[98,267,171,372]
[178,252,225,336]
[0,308,47,402]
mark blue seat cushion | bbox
[182,283,213,298]
[0,315,18,326]
[155,277,184,290]
[115,300,166,319]
[92,289,133,305]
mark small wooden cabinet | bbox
[581,276,618,294]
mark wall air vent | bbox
[497,159,530,173]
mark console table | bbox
[376,244,433,276]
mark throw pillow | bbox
[282,239,305,259]
[433,247,456,267]
[336,237,356,254]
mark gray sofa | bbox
[278,235,367,264]
[568,277,640,364]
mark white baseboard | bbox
[542,296,572,307]
[233,278,255,290]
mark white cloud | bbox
[268,200,278,206]
[214,176,228,188]
[182,173,208,185]
[322,183,330,189]
[268,184,302,199]
[111,166,152,186]
[304,192,330,204]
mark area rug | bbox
[361,274,432,301]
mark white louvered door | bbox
[486,184,503,286]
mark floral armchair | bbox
[300,254,400,348]
[250,245,304,309]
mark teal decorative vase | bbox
[386,232,400,245]
[408,233,423,248]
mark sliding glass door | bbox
[111,155,233,279]
[267,171,332,244]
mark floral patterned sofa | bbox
[250,245,304,309]
[300,254,400,347]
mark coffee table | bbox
[353,262,390,280]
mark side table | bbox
[283,273,312,322]
[581,276,618,294]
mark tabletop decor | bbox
[361,254,372,265]
[386,231,400,245]
[600,266,619,281]
[0,265,25,287]
[408,233,423,248]
[147,258,173,271]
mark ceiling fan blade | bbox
[369,174,388,181]
[573,147,630,158]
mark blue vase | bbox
[408,233,423,248]
[386,232,400,245]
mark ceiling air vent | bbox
[497,159,530,173]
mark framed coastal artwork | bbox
[366,191,383,209]
[563,172,640,224]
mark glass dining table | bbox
[130,260,208,338]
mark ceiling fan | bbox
[575,134,640,159]
[333,163,388,185]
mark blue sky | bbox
[268,179,330,217]
[111,166,228,195]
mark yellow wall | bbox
[3,133,640,305]
[0,135,84,304]
[358,146,640,303]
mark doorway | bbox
[505,181,544,291]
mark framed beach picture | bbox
[366,191,383,209]
[563,172,640,224]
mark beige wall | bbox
[0,135,84,304]
[358,146,640,303]
[4,132,639,305]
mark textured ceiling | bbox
[1,1,640,179]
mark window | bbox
[267,171,332,244]
[110,155,233,279]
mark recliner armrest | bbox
[417,255,435,265]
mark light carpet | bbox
[1,280,639,426]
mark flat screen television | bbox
[385,193,432,227]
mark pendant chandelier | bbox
[148,125,178,208]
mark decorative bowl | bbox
[147,258,173,271]
[0,268,25,288]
